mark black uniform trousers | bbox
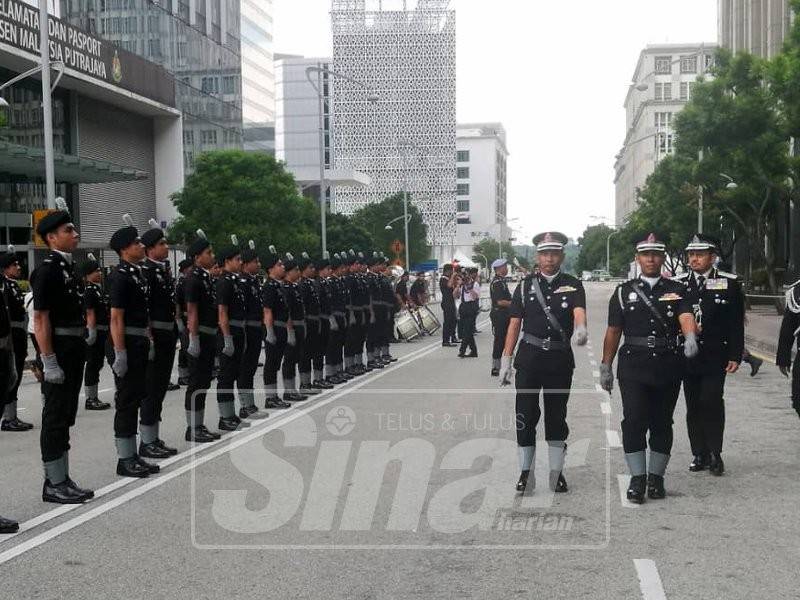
[177,327,189,372]
[315,319,329,374]
[619,377,682,455]
[442,302,457,344]
[41,336,86,462]
[263,326,288,388]
[325,317,346,367]
[458,303,478,356]
[683,370,727,455]
[282,325,305,381]
[366,310,383,354]
[300,320,319,375]
[106,336,149,439]
[0,348,12,409]
[792,353,800,414]
[84,331,108,387]
[217,327,245,406]
[345,313,365,358]
[514,347,572,446]
[142,328,177,426]
[8,328,27,404]
[491,312,509,360]
[185,333,217,413]
[238,325,263,394]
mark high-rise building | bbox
[330,0,456,262]
[718,0,793,59]
[60,0,244,175]
[241,0,275,154]
[453,123,509,259]
[614,43,717,226]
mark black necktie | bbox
[698,275,706,289]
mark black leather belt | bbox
[625,336,672,349]
[522,333,569,351]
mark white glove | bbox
[42,353,65,384]
[265,326,277,346]
[287,328,297,347]
[176,319,186,334]
[599,363,614,393]
[573,324,588,346]
[86,327,97,346]
[148,339,155,361]
[329,315,339,332]
[683,332,699,358]
[7,352,17,392]
[187,334,201,358]
[112,349,128,379]
[222,335,235,357]
[499,355,514,387]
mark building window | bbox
[680,55,697,74]
[654,56,672,74]
[457,183,470,196]
[457,199,470,212]
[679,82,694,101]
[654,83,672,101]
[201,77,219,94]
[654,112,672,129]
[456,150,470,163]
[704,54,714,70]
[222,76,236,94]
[457,167,469,179]
[183,130,195,145]
[457,216,471,225]
[201,130,218,145]
[658,131,674,155]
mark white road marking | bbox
[589,359,597,366]
[0,331,457,564]
[79,388,114,399]
[606,429,622,447]
[592,370,600,378]
[617,475,640,509]
[587,351,595,358]
[595,383,605,393]
[601,402,611,415]
[634,559,668,599]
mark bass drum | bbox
[418,305,442,335]
[396,310,421,342]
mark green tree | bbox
[350,192,429,266]
[472,237,517,269]
[325,212,374,255]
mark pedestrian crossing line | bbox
[600,402,611,415]
[634,559,668,599]
[617,475,640,510]
[606,429,622,447]
[0,333,454,562]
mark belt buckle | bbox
[541,338,551,351]
[647,335,656,348]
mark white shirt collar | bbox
[693,268,713,281]
[541,270,560,283]
[51,248,73,264]
[640,275,661,288]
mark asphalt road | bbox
[1,282,798,599]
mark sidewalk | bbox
[745,306,783,361]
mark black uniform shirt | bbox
[262,278,290,323]
[109,260,150,328]
[84,282,110,326]
[777,281,800,367]
[318,278,332,317]
[410,278,426,305]
[490,277,512,316]
[2,276,26,323]
[239,273,263,321]
[0,281,9,337]
[216,272,247,321]
[284,281,306,322]
[381,275,395,308]
[141,258,176,323]
[175,276,187,319]
[32,251,85,328]
[440,275,456,307]
[675,268,744,370]
[395,280,408,303]
[299,277,321,317]
[184,267,218,328]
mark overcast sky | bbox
[273,0,718,242]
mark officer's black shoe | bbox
[84,397,111,411]
[1,417,34,431]
[367,361,384,370]
[314,379,334,390]
[516,470,531,493]
[458,352,465,358]
[549,471,568,493]
[218,417,241,432]
[284,392,308,403]
[178,376,190,386]
[0,516,19,534]
[155,439,178,456]
[185,427,216,443]
[199,425,221,440]
[299,384,322,396]
[709,453,725,476]
[239,407,251,420]
[361,364,374,373]
[626,475,647,504]
[139,441,173,459]
[689,455,709,472]
[230,415,251,428]
[167,382,180,391]
[135,455,160,474]
[490,368,499,377]
[647,474,666,499]
[43,480,92,504]
[464,353,478,359]
[265,396,291,409]
[442,342,456,347]
[116,458,151,478]
[66,479,95,499]
[341,371,355,380]
[749,356,763,377]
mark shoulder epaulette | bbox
[787,285,800,314]
[672,272,689,281]
[786,278,800,290]
[717,271,739,280]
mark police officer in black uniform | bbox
[0,275,20,531]
[323,254,347,384]
[175,258,193,386]
[777,277,800,419]
[675,234,744,476]
[238,241,269,420]
[1,246,34,430]
[499,232,588,494]
[79,254,112,412]
[262,246,292,409]
[365,253,387,370]
[600,233,699,503]
[139,219,180,458]
[490,258,513,377]
[33,199,94,504]
[314,253,336,389]
[379,255,399,363]
[440,263,458,347]
[297,252,324,394]
[107,216,160,478]
[282,253,308,401]
[184,230,222,443]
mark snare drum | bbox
[396,310,421,341]
[418,305,442,335]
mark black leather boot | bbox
[549,471,568,493]
[0,516,19,534]
[627,475,647,504]
[43,480,92,504]
[116,458,150,478]
[689,454,709,472]
[516,470,531,493]
[647,474,666,499]
[709,453,725,476]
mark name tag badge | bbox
[705,278,728,290]
[628,292,639,302]
[554,286,577,294]
[659,293,683,302]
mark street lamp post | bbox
[607,228,619,275]
[306,65,379,255]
